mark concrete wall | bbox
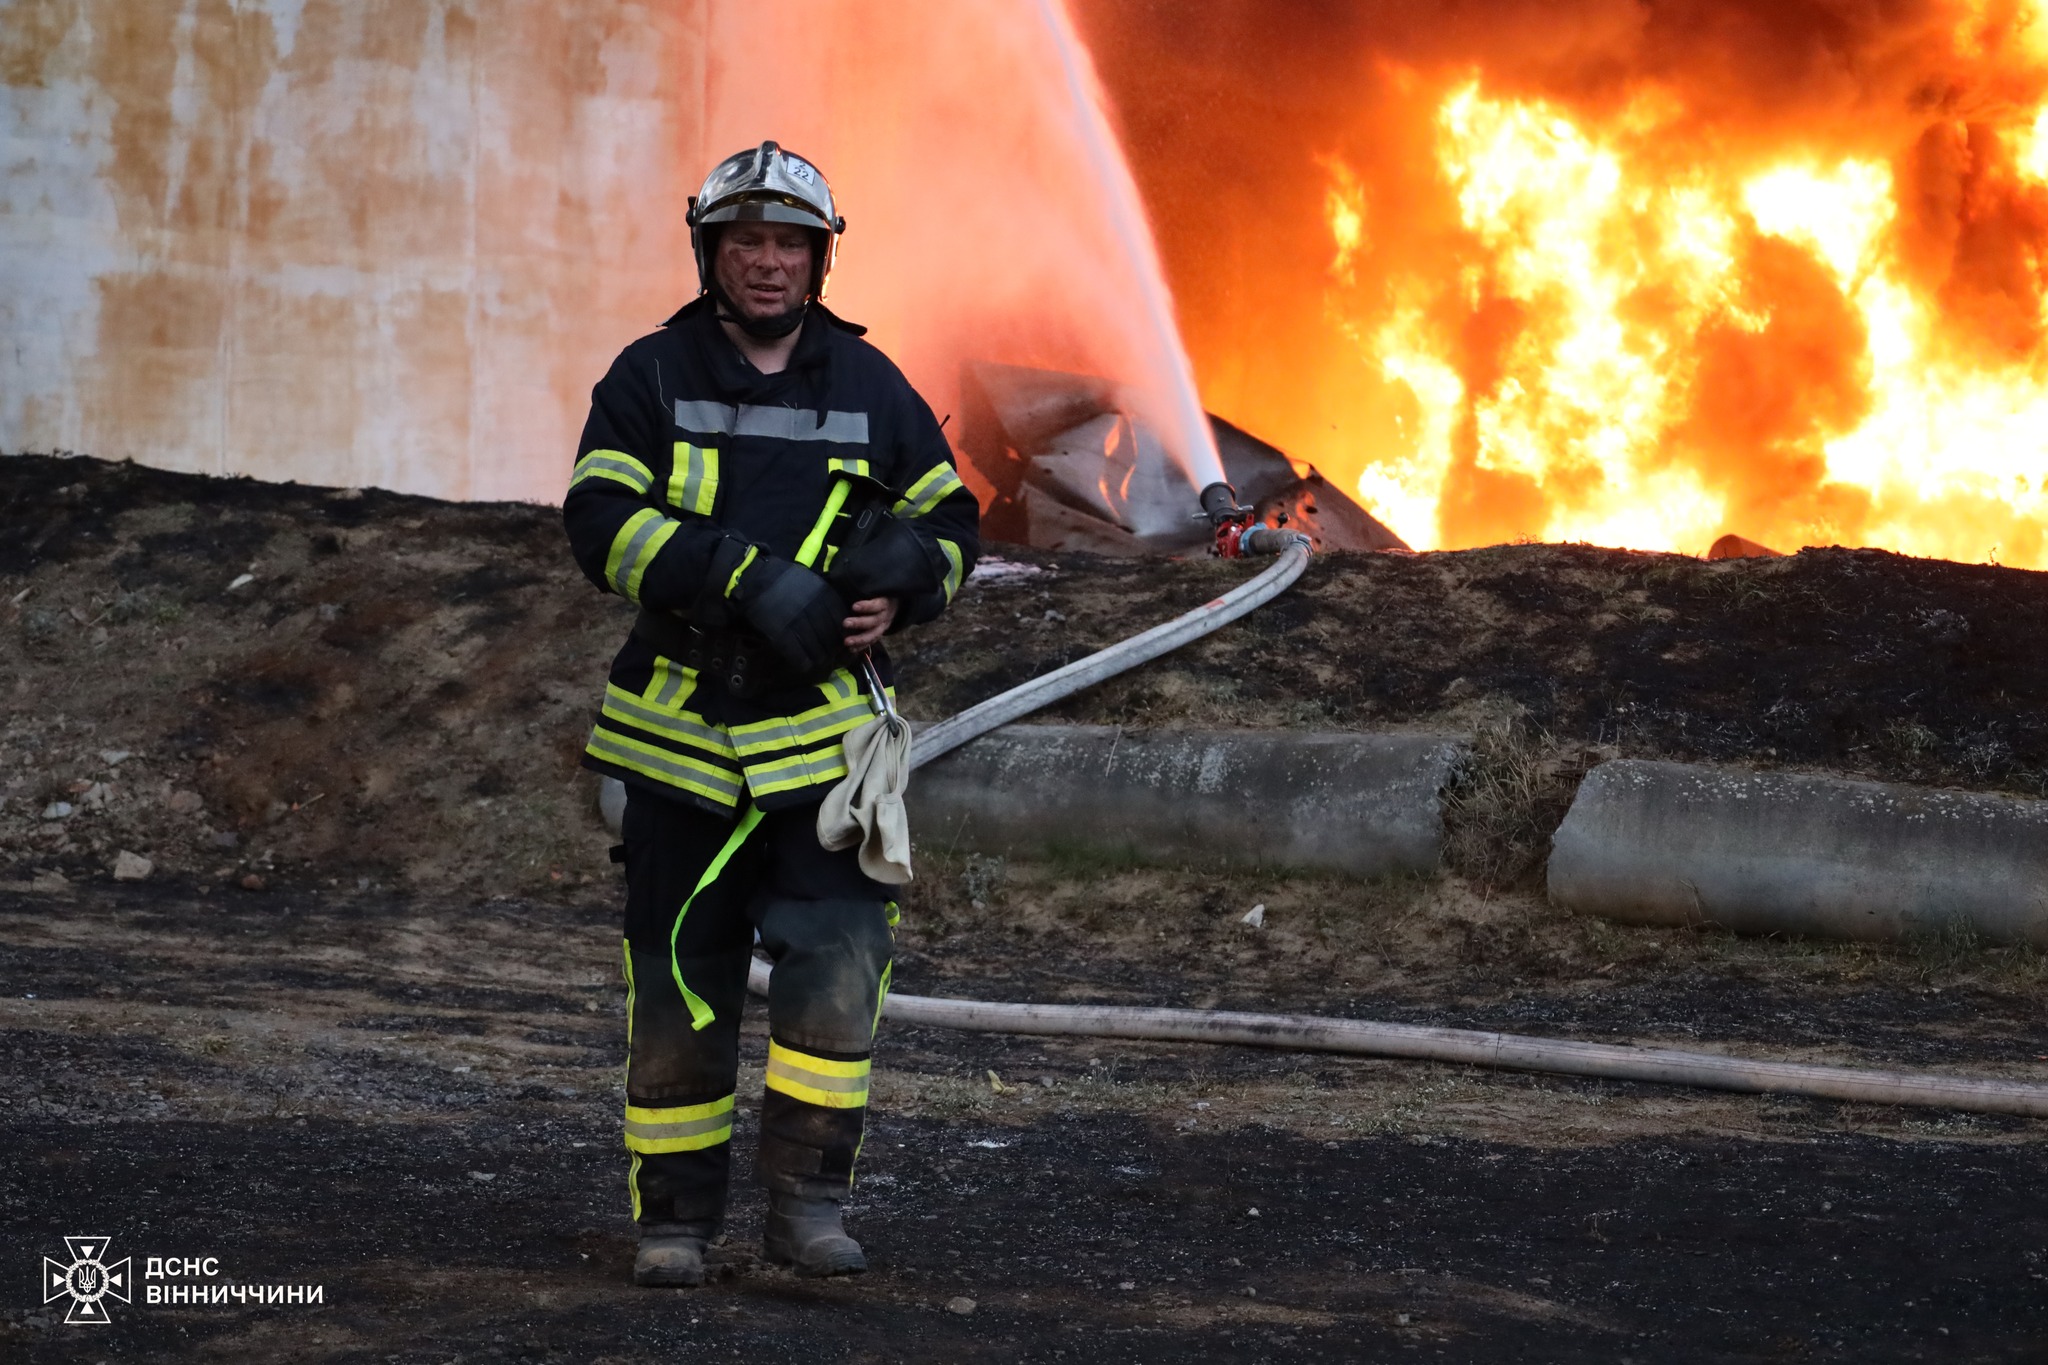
[1,1,1207,507]
[2,0,702,501]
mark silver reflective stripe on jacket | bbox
[674,399,870,444]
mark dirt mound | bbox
[909,541,2048,797]
[7,455,2047,1360]
[4,453,2045,896]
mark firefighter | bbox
[562,141,979,1286]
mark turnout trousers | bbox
[617,788,896,1228]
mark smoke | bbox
[1076,0,2048,563]
[699,0,1221,494]
[0,0,1220,507]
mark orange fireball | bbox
[1081,0,2048,567]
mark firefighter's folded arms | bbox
[561,141,980,1286]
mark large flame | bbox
[1081,0,2048,566]
[1346,77,2048,563]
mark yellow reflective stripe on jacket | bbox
[726,687,875,759]
[605,508,678,601]
[892,463,966,518]
[724,545,759,598]
[744,745,852,800]
[937,537,965,601]
[602,684,738,758]
[668,442,719,516]
[572,448,655,495]
[795,479,853,568]
[764,1040,871,1109]
[624,1095,735,1153]
[827,456,870,478]
[585,725,744,806]
[645,658,696,709]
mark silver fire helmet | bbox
[687,141,846,301]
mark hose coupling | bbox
[1238,525,1312,557]
[1198,480,1250,526]
[1199,480,1266,558]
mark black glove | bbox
[730,552,848,675]
[828,517,941,601]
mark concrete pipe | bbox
[1549,759,2048,946]
[907,724,1463,878]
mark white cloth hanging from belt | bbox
[816,655,913,884]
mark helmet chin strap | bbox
[710,283,808,340]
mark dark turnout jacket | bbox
[563,298,980,813]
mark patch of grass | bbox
[1577,914,1641,963]
[1440,714,1586,891]
[1296,873,1433,952]
[1035,839,1148,878]
[874,1071,997,1119]
[1356,1074,1470,1135]
[960,852,1008,904]
[1905,913,1991,977]
[1878,718,1941,767]
[1989,941,2048,989]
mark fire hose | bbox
[908,524,1312,768]
[743,482,2048,1120]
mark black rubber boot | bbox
[762,1192,866,1277]
[633,1220,718,1288]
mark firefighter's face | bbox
[714,222,814,319]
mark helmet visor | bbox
[696,196,833,233]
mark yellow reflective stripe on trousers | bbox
[572,448,655,495]
[623,943,643,1222]
[937,538,964,601]
[622,939,637,1050]
[669,806,763,1031]
[605,508,678,601]
[624,1095,735,1153]
[668,442,720,516]
[586,726,744,807]
[891,463,966,518]
[765,1040,871,1109]
[871,960,893,1039]
[795,479,852,569]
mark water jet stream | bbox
[1028,0,1225,490]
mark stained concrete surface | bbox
[1550,760,2048,945]
[907,724,1464,877]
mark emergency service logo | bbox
[32,1243,325,1317]
[42,1236,131,1324]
